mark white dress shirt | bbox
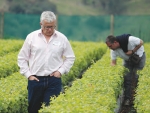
[111,36,144,60]
[18,29,75,78]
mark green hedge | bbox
[0,52,19,78]
[134,43,150,112]
[0,72,28,113]
[39,49,125,113]
[62,41,107,86]
[0,41,106,113]
[0,39,23,57]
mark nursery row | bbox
[134,43,150,113]
[39,49,125,113]
[0,39,149,113]
[0,40,107,113]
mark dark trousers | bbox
[124,72,138,100]
[123,52,146,100]
[27,76,61,113]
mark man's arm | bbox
[110,50,117,66]
[57,39,75,75]
[132,39,143,53]
[126,39,143,55]
[111,59,116,66]
[17,36,32,78]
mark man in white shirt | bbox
[105,34,146,106]
[18,11,75,113]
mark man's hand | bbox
[126,39,143,56]
[28,75,39,81]
[50,71,61,78]
[111,60,116,66]
[126,50,133,56]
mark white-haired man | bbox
[18,11,75,113]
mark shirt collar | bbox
[38,29,57,37]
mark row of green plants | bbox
[0,39,23,78]
[0,39,23,57]
[0,72,28,113]
[0,41,107,113]
[39,43,150,113]
[39,50,125,113]
[0,51,19,78]
[62,41,107,86]
[134,43,150,112]
[1,39,149,112]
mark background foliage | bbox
[0,0,150,15]
[7,0,57,14]
[0,0,150,42]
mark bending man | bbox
[105,34,146,106]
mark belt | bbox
[33,75,50,78]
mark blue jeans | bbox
[27,75,61,113]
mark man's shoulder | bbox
[55,30,68,41]
[26,29,41,40]
[55,30,65,37]
[129,35,139,40]
[29,29,41,35]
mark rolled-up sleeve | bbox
[111,50,117,60]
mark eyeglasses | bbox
[43,26,56,30]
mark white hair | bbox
[40,11,56,23]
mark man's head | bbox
[40,11,56,37]
[105,35,120,50]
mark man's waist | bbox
[126,52,145,62]
[33,70,53,76]
[33,75,50,78]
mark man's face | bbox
[40,20,56,37]
[106,41,118,50]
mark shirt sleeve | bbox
[128,36,140,47]
[17,35,32,78]
[58,38,75,75]
[111,50,117,60]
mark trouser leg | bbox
[124,71,139,100]
[27,76,62,113]
[43,76,62,106]
[124,72,132,100]
[28,79,45,113]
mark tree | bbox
[7,0,57,14]
[81,0,129,15]
[99,0,127,15]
